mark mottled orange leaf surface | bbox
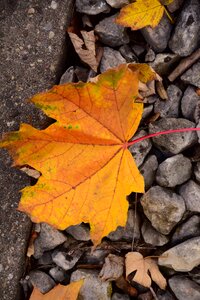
[0,64,152,245]
[29,281,83,300]
[116,0,173,30]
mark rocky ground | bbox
[1,0,200,300]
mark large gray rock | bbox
[172,215,200,244]
[141,220,169,246]
[100,47,126,73]
[181,60,200,89]
[106,0,129,8]
[129,130,152,167]
[0,1,74,300]
[139,155,158,190]
[34,223,67,259]
[169,276,200,300]
[71,269,112,300]
[76,0,110,15]
[154,85,182,118]
[156,154,192,187]
[29,270,56,294]
[141,15,172,53]
[159,237,200,271]
[179,180,200,212]
[181,86,200,122]
[149,118,198,155]
[169,0,200,56]
[141,186,185,235]
[95,14,129,47]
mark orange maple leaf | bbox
[29,281,83,300]
[0,64,152,245]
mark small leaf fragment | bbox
[99,254,124,281]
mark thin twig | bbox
[150,287,159,300]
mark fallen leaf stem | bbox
[128,127,200,147]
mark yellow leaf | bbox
[29,281,83,300]
[126,252,167,290]
[116,0,174,30]
[0,64,145,246]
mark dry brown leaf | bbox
[116,276,138,297]
[126,252,166,290]
[68,30,98,72]
[99,254,124,281]
[156,81,168,100]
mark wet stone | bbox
[149,118,198,155]
[100,47,126,73]
[95,14,129,47]
[181,86,200,122]
[139,155,158,190]
[159,237,200,272]
[156,154,192,187]
[141,220,169,246]
[141,15,172,53]
[179,180,200,213]
[76,0,110,15]
[169,0,200,56]
[129,130,152,167]
[181,60,200,88]
[141,186,185,235]
[172,215,200,244]
[154,85,182,118]
[29,270,56,294]
[169,275,200,300]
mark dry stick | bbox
[131,193,138,251]
[150,287,159,300]
[168,48,200,82]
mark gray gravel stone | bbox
[149,118,198,155]
[112,293,130,300]
[139,155,158,190]
[194,161,200,183]
[34,223,67,259]
[129,130,152,167]
[119,45,138,63]
[141,186,185,234]
[60,66,75,84]
[154,85,182,117]
[49,266,66,283]
[108,209,140,241]
[181,86,200,122]
[142,105,154,120]
[179,180,200,213]
[142,220,169,246]
[181,60,200,88]
[156,154,192,187]
[66,223,90,241]
[71,269,112,300]
[169,0,200,56]
[52,249,83,271]
[76,0,110,15]
[157,289,176,300]
[95,14,129,47]
[29,270,56,294]
[145,49,156,62]
[150,53,180,76]
[100,47,126,73]
[159,237,200,271]
[141,15,172,53]
[106,0,129,8]
[167,0,184,12]
[169,275,200,300]
[172,215,200,244]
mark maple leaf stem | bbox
[128,128,200,147]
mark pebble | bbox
[141,15,172,53]
[76,0,110,15]
[95,14,129,47]
[139,155,158,190]
[33,223,67,259]
[194,161,200,183]
[181,61,200,89]
[106,0,129,8]
[66,223,90,241]
[167,0,184,12]
[49,266,66,282]
[60,66,75,84]
[156,154,192,187]
[141,186,185,235]
[52,249,83,270]
[169,0,200,56]
[169,275,200,300]
[108,209,140,241]
[181,86,200,122]
[100,47,126,73]
[154,85,182,118]
[149,118,198,155]
[29,270,56,293]
[172,215,200,244]
[119,45,137,63]
[159,237,200,271]
[71,269,112,300]
[141,220,169,246]
[131,45,146,57]
[142,105,154,120]
[145,49,155,62]
[129,130,152,167]
[157,289,176,300]
[112,293,130,300]
[179,180,200,213]
[150,53,180,76]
